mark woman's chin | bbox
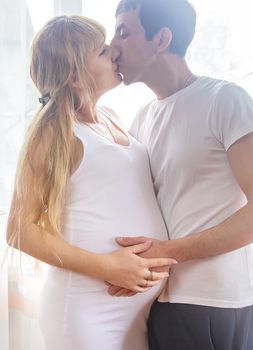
[98,80,122,96]
[111,76,123,89]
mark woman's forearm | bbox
[8,222,106,279]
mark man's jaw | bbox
[116,62,136,85]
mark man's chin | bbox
[118,71,129,85]
[122,75,134,86]
[120,71,139,86]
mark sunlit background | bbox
[1,0,253,349]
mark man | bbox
[110,0,253,349]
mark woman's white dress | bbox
[39,108,168,350]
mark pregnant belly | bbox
[58,223,168,291]
[63,226,168,255]
[46,217,169,296]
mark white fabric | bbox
[130,76,253,308]
[39,107,168,350]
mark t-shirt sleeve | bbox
[210,83,253,151]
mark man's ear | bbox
[153,27,172,53]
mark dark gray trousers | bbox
[148,301,253,350]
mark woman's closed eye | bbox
[99,45,107,56]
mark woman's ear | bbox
[69,73,81,89]
[153,27,172,53]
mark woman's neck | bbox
[76,104,98,123]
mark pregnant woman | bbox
[7,16,175,349]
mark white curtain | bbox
[0,2,83,349]
[0,0,252,349]
[0,0,33,348]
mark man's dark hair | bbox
[115,0,196,57]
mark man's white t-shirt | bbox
[131,76,253,308]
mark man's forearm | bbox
[164,201,253,262]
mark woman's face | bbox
[86,40,122,97]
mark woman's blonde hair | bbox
[7,16,106,248]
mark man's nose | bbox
[110,45,120,62]
[110,35,119,50]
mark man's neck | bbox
[143,54,196,100]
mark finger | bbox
[126,291,137,297]
[107,285,123,296]
[150,266,170,273]
[147,271,170,281]
[109,286,137,297]
[114,288,133,297]
[104,281,113,286]
[128,240,152,254]
[116,236,149,247]
[144,279,164,288]
[140,272,169,288]
[134,285,152,293]
[150,260,178,272]
[146,258,177,268]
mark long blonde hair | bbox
[8,16,106,247]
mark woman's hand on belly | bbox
[105,237,178,297]
[101,241,171,293]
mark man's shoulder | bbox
[209,79,253,112]
[198,76,250,99]
[190,77,252,111]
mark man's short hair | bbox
[115,0,196,57]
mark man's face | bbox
[111,9,156,85]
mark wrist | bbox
[158,240,170,257]
[96,253,112,281]
[77,249,109,280]
[163,237,190,262]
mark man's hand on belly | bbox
[116,236,177,272]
